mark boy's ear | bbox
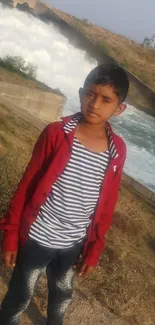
[114,103,127,116]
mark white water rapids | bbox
[0,4,155,191]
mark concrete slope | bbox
[0,81,66,124]
[0,94,46,130]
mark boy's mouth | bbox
[87,110,99,117]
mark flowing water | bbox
[0,4,155,191]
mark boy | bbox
[0,63,129,325]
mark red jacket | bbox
[0,114,126,266]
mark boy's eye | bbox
[102,98,110,103]
[87,91,94,97]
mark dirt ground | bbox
[0,103,155,325]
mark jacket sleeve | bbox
[0,124,53,252]
[83,153,126,267]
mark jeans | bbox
[0,239,82,325]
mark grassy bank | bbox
[52,8,155,93]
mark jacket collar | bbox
[61,113,125,159]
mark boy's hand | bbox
[79,263,94,277]
[73,262,94,277]
[1,251,17,268]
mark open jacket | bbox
[0,114,126,266]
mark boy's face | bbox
[79,84,126,125]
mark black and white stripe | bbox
[29,115,117,249]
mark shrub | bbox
[0,55,37,80]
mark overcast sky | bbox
[45,0,155,42]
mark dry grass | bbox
[0,103,40,216]
[52,8,155,92]
[75,186,155,324]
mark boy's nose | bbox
[90,97,100,109]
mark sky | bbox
[45,0,155,42]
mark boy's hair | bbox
[83,63,129,103]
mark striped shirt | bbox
[29,115,117,249]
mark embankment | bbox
[0,82,66,125]
[44,10,155,117]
